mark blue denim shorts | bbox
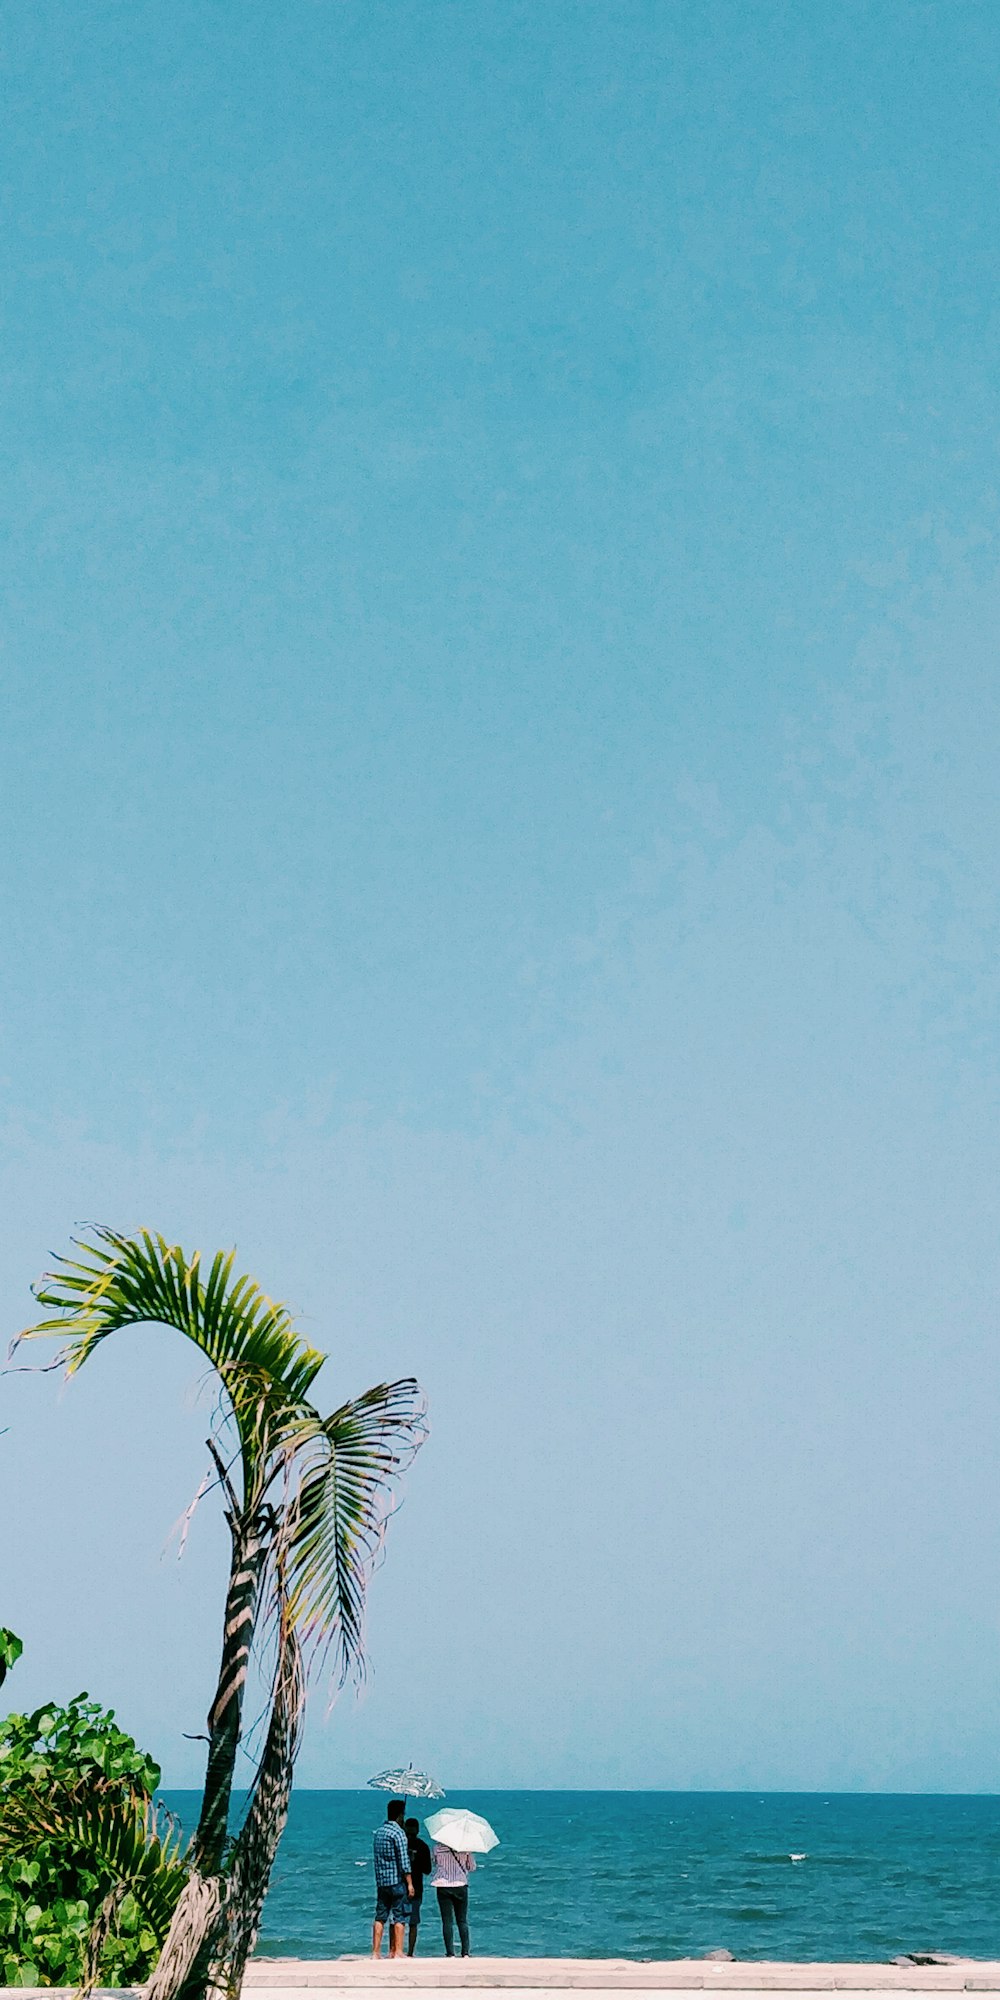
[374,1882,410,1927]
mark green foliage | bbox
[0,1690,176,1987]
[0,1637,22,1694]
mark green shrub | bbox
[0,1636,22,1692]
[0,1684,165,1987]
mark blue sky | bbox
[3,0,1000,1790]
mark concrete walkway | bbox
[23,1963,1000,2000]
[244,1960,1000,1995]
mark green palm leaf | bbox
[17,1228,324,1393]
[279,1379,427,1679]
[0,1783,189,1943]
[13,1229,327,1498]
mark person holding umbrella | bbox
[371,1799,413,1959]
[430,1840,475,1957]
[367,1769,443,1959]
[424,1807,499,1959]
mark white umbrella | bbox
[424,1806,499,1854]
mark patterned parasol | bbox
[368,1764,445,1804]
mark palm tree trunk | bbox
[192,1509,270,1874]
[145,1871,226,2000]
[147,1513,272,2000]
[214,1608,306,1999]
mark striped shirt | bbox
[430,1844,476,1888]
[373,1821,410,1887]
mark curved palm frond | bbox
[13,1229,327,1499]
[82,1881,128,1997]
[277,1378,427,1682]
[0,1783,190,1945]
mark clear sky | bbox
[3,0,1000,1792]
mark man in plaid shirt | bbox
[372,1800,414,1958]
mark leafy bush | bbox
[0,1680,167,1987]
[0,1636,22,1693]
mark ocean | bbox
[161,1790,1000,1964]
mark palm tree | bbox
[13,1227,426,2000]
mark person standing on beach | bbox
[430,1841,476,1957]
[371,1799,414,1959]
[404,1817,433,1956]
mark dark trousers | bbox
[407,1895,423,1956]
[436,1885,470,1956]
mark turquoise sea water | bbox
[162,1791,1000,1963]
